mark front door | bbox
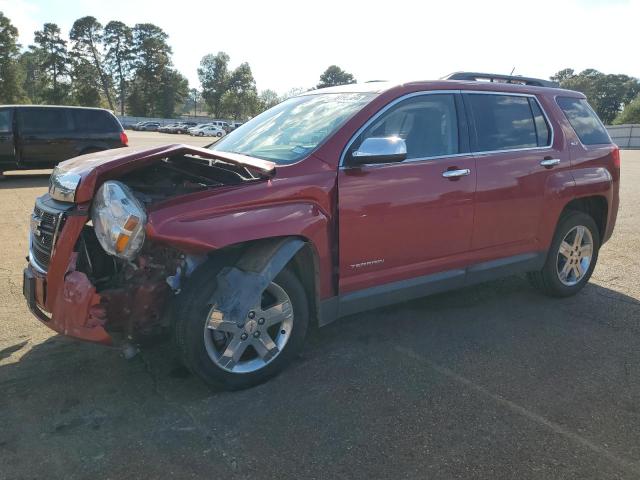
[338,92,476,294]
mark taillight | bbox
[120,131,129,146]
[612,145,620,169]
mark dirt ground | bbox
[1,145,639,480]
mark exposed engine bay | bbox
[70,153,263,340]
[118,154,261,205]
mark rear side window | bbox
[19,108,71,133]
[356,93,459,159]
[0,109,11,132]
[72,109,120,133]
[466,94,551,152]
[557,97,611,145]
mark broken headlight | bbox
[92,181,147,260]
[49,166,81,202]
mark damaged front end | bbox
[24,145,273,348]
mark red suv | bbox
[23,72,620,389]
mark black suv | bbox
[0,105,127,174]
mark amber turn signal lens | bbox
[123,215,140,231]
[115,233,130,253]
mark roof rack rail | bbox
[442,72,559,88]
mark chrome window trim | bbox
[339,89,555,168]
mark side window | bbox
[19,108,71,133]
[529,98,551,147]
[557,97,611,145]
[72,109,119,133]
[354,94,459,160]
[466,94,540,151]
[0,109,12,132]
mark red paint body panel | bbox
[24,79,621,344]
[338,155,476,293]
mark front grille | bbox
[30,202,66,272]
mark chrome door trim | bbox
[442,168,471,178]
[540,158,561,167]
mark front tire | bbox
[174,267,309,389]
[528,211,600,297]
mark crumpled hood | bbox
[58,144,276,203]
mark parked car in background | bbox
[131,121,155,131]
[187,123,213,134]
[158,123,180,133]
[22,72,620,390]
[189,125,226,137]
[171,122,198,134]
[230,122,243,131]
[139,122,161,132]
[0,105,127,174]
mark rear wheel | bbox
[216,132,223,137]
[528,211,600,297]
[175,267,309,389]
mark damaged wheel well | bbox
[182,236,322,326]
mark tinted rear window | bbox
[19,108,71,133]
[557,97,611,145]
[0,109,11,132]
[466,94,551,152]
[71,109,120,133]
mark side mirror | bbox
[349,137,407,165]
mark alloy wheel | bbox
[203,282,294,373]
[556,225,593,286]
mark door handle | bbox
[442,168,471,179]
[540,158,560,168]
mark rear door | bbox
[0,108,15,165]
[338,92,476,293]
[464,92,569,256]
[17,107,75,165]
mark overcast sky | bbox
[2,0,638,95]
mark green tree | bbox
[33,23,70,104]
[70,58,102,106]
[317,65,356,89]
[614,94,640,124]
[552,68,640,124]
[69,16,114,109]
[127,23,172,116]
[154,68,189,117]
[0,12,27,103]
[258,89,281,111]
[104,21,134,115]
[220,62,259,121]
[198,52,230,117]
[550,68,575,84]
[19,49,46,102]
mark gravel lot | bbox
[1,142,639,480]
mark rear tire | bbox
[174,266,309,390]
[528,211,600,297]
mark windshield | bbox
[209,92,376,164]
